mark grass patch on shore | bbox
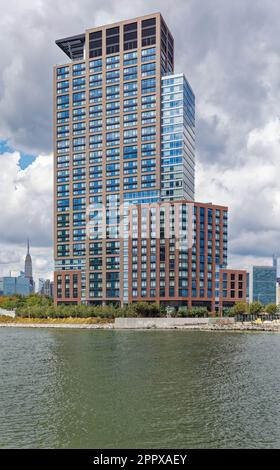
[0,316,113,324]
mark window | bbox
[73,122,85,135]
[73,92,86,107]
[89,58,102,72]
[73,198,86,211]
[123,113,137,127]
[123,98,137,112]
[106,70,120,83]
[124,81,137,97]
[106,178,120,192]
[142,142,156,156]
[106,148,120,162]
[124,176,137,190]
[89,134,102,148]
[141,62,156,77]
[141,47,156,62]
[142,78,156,94]
[141,18,156,47]
[142,94,156,108]
[57,66,69,79]
[124,160,137,174]
[89,151,102,164]
[73,153,86,166]
[73,137,85,151]
[89,31,102,58]
[123,145,137,159]
[106,116,120,131]
[106,101,120,116]
[142,110,156,124]
[89,88,102,103]
[106,85,120,100]
[141,158,156,172]
[57,139,69,154]
[106,55,120,69]
[106,131,120,147]
[57,94,69,110]
[123,66,137,81]
[56,80,69,94]
[73,167,86,180]
[73,182,86,195]
[123,51,137,65]
[123,128,137,144]
[72,63,86,76]
[141,126,156,141]
[73,77,85,90]
[72,108,86,121]
[106,163,120,177]
[106,28,120,55]
[57,110,69,124]
[89,73,102,87]
[73,244,86,256]
[124,22,137,50]
[57,155,69,169]
[89,119,102,133]
[89,165,102,179]
[89,104,102,118]
[57,199,70,212]
[57,125,69,138]
[141,173,156,188]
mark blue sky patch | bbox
[0,139,37,169]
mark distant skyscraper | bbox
[0,273,32,297]
[24,239,34,292]
[249,266,277,305]
[38,279,54,298]
[273,254,278,274]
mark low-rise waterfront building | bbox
[38,279,54,298]
[0,274,31,297]
[249,265,277,305]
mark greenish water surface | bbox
[0,329,279,448]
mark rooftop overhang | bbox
[55,33,85,60]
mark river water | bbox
[0,328,279,448]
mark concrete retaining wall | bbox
[0,308,16,318]
[114,317,235,329]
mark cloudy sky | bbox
[1,0,280,285]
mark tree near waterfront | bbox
[249,301,263,315]
[265,303,278,315]
[232,301,248,315]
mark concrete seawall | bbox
[114,317,235,329]
[0,308,16,318]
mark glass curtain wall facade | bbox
[161,74,195,201]
[249,266,277,305]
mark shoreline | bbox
[1,321,280,332]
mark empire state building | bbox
[24,239,34,292]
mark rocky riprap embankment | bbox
[200,321,280,332]
[0,322,114,329]
[1,320,280,331]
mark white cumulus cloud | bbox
[0,152,53,284]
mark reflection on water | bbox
[0,329,280,448]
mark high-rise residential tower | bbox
[53,13,245,311]
[54,13,192,303]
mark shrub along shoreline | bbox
[14,302,210,319]
[0,294,279,320]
